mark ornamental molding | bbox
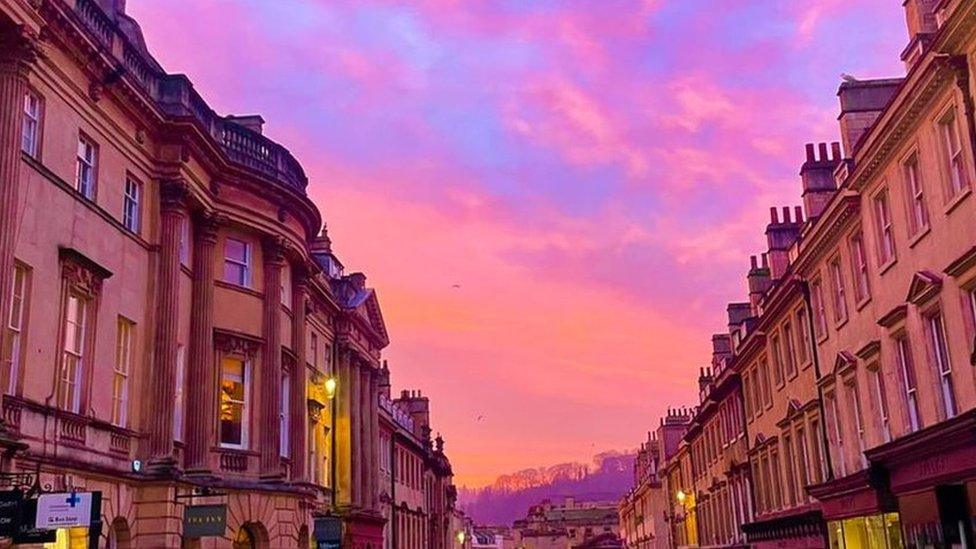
[905,270,943,305]
[213,329,262,358]
[58,247,112,297]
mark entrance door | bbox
[936,485,974,549]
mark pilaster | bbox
[147,180,187,472]
[259,236,285,480]
[289,267,309,481]
[184,211,220,475]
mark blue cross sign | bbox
[65,493,81,508]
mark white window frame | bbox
[795,308,810,365]
[770,334,784,387]
[828,393,846,477]
[21,90,40,157]
[849,232,870,303]
[122,177,141,233]
[75,135,97,200]
[60,292,87,413]
[847,380,867,468]
[219,357,250,449]
[223,238,251,287]
[940,107,969,197]
[280,373,290,458]
[896,336,921,433]
[829,257,848,323]
[6,265,27,395]
[811,279,828,338]
[173,345,185,440]
[927,311,957,419]
[903,154,929,234]
[873,189,895,265]
[112,317,133,427]
[870,365,891,443]
[782,321,797,378]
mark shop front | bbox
[808,468,903,549]
[865,408,976,549]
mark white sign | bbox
[35,492,93,529]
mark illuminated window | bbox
[75,135,97,200]
[223,237,250,287]
[219,356,249,448]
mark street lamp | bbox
[327,376,338,511]
[456,530,466,546]
[676,490,686,505]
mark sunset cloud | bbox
[129,0,906,486]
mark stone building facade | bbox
[377,377,461,549]
[0,0,458,547]
[618,430,668,548]
[621,0,976,547]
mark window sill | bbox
[833,316,849,331]
[815,331,829,345]
[944,186,972,216]
[854,295,872,313]
[214,279,264,299]
[908,225,931,249]
[801,359,814,371]
[878,257,897,276]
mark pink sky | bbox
[128,0,907,487]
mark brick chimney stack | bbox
[902,0,939,70]
[395,390,431,439]
[801,142,841,219]
[711,333,732,368]
[698,367,713,395]
[837,78,903,156]
[747,254,772,315]
[727,302,752,336]
[766,206,803,279]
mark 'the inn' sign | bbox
[183,504,227,538]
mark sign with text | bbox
[0,490,22,537]
[314,516,342,549]
[183,504,227,538]
[14,499,56,545]
[35,492,93,529]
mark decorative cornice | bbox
[905,270,943,305]
[213,329,262,358]
[877,304,908,328]
[855,340,881,361]
[944,245,976,278]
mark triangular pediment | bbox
[833,351,857,376]
[906,270,942,305]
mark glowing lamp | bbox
[676,490,686,504]
[325,377,338,400]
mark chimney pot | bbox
[770,207,779,224]
[782,206,791,224]
[831,142,842,160]
[818,142,829,162]
[795,205,804,223]
[805,143,815,162]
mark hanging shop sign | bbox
[183,504,227,538]
[0,490,22,537]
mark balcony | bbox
[70,0,308,193]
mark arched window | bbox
[107,517,131,549]
[233,525,255,549]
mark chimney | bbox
[800,142,841,219]
[698,367,713,394]
[711,333,732,368]
[226,114,266,135]
[766,206,803,279]
[747,255,772,315]
[837,78,903,156]
[902,0,939,70]
[396,390,431,439]
[727,302,752,335]
[379,360,391,398]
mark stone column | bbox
[349,357,362,507]
[336,345,353,507]
[369,367,380,510]
[184,212,220,474]
[0,29,35,380]
[147,181,187,471]
[260,237,285,479]
[289,267,309,481]
[359,363,374,509]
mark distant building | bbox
[513,497,622,548]
[617,431,668,548]
[472,526,513,548]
